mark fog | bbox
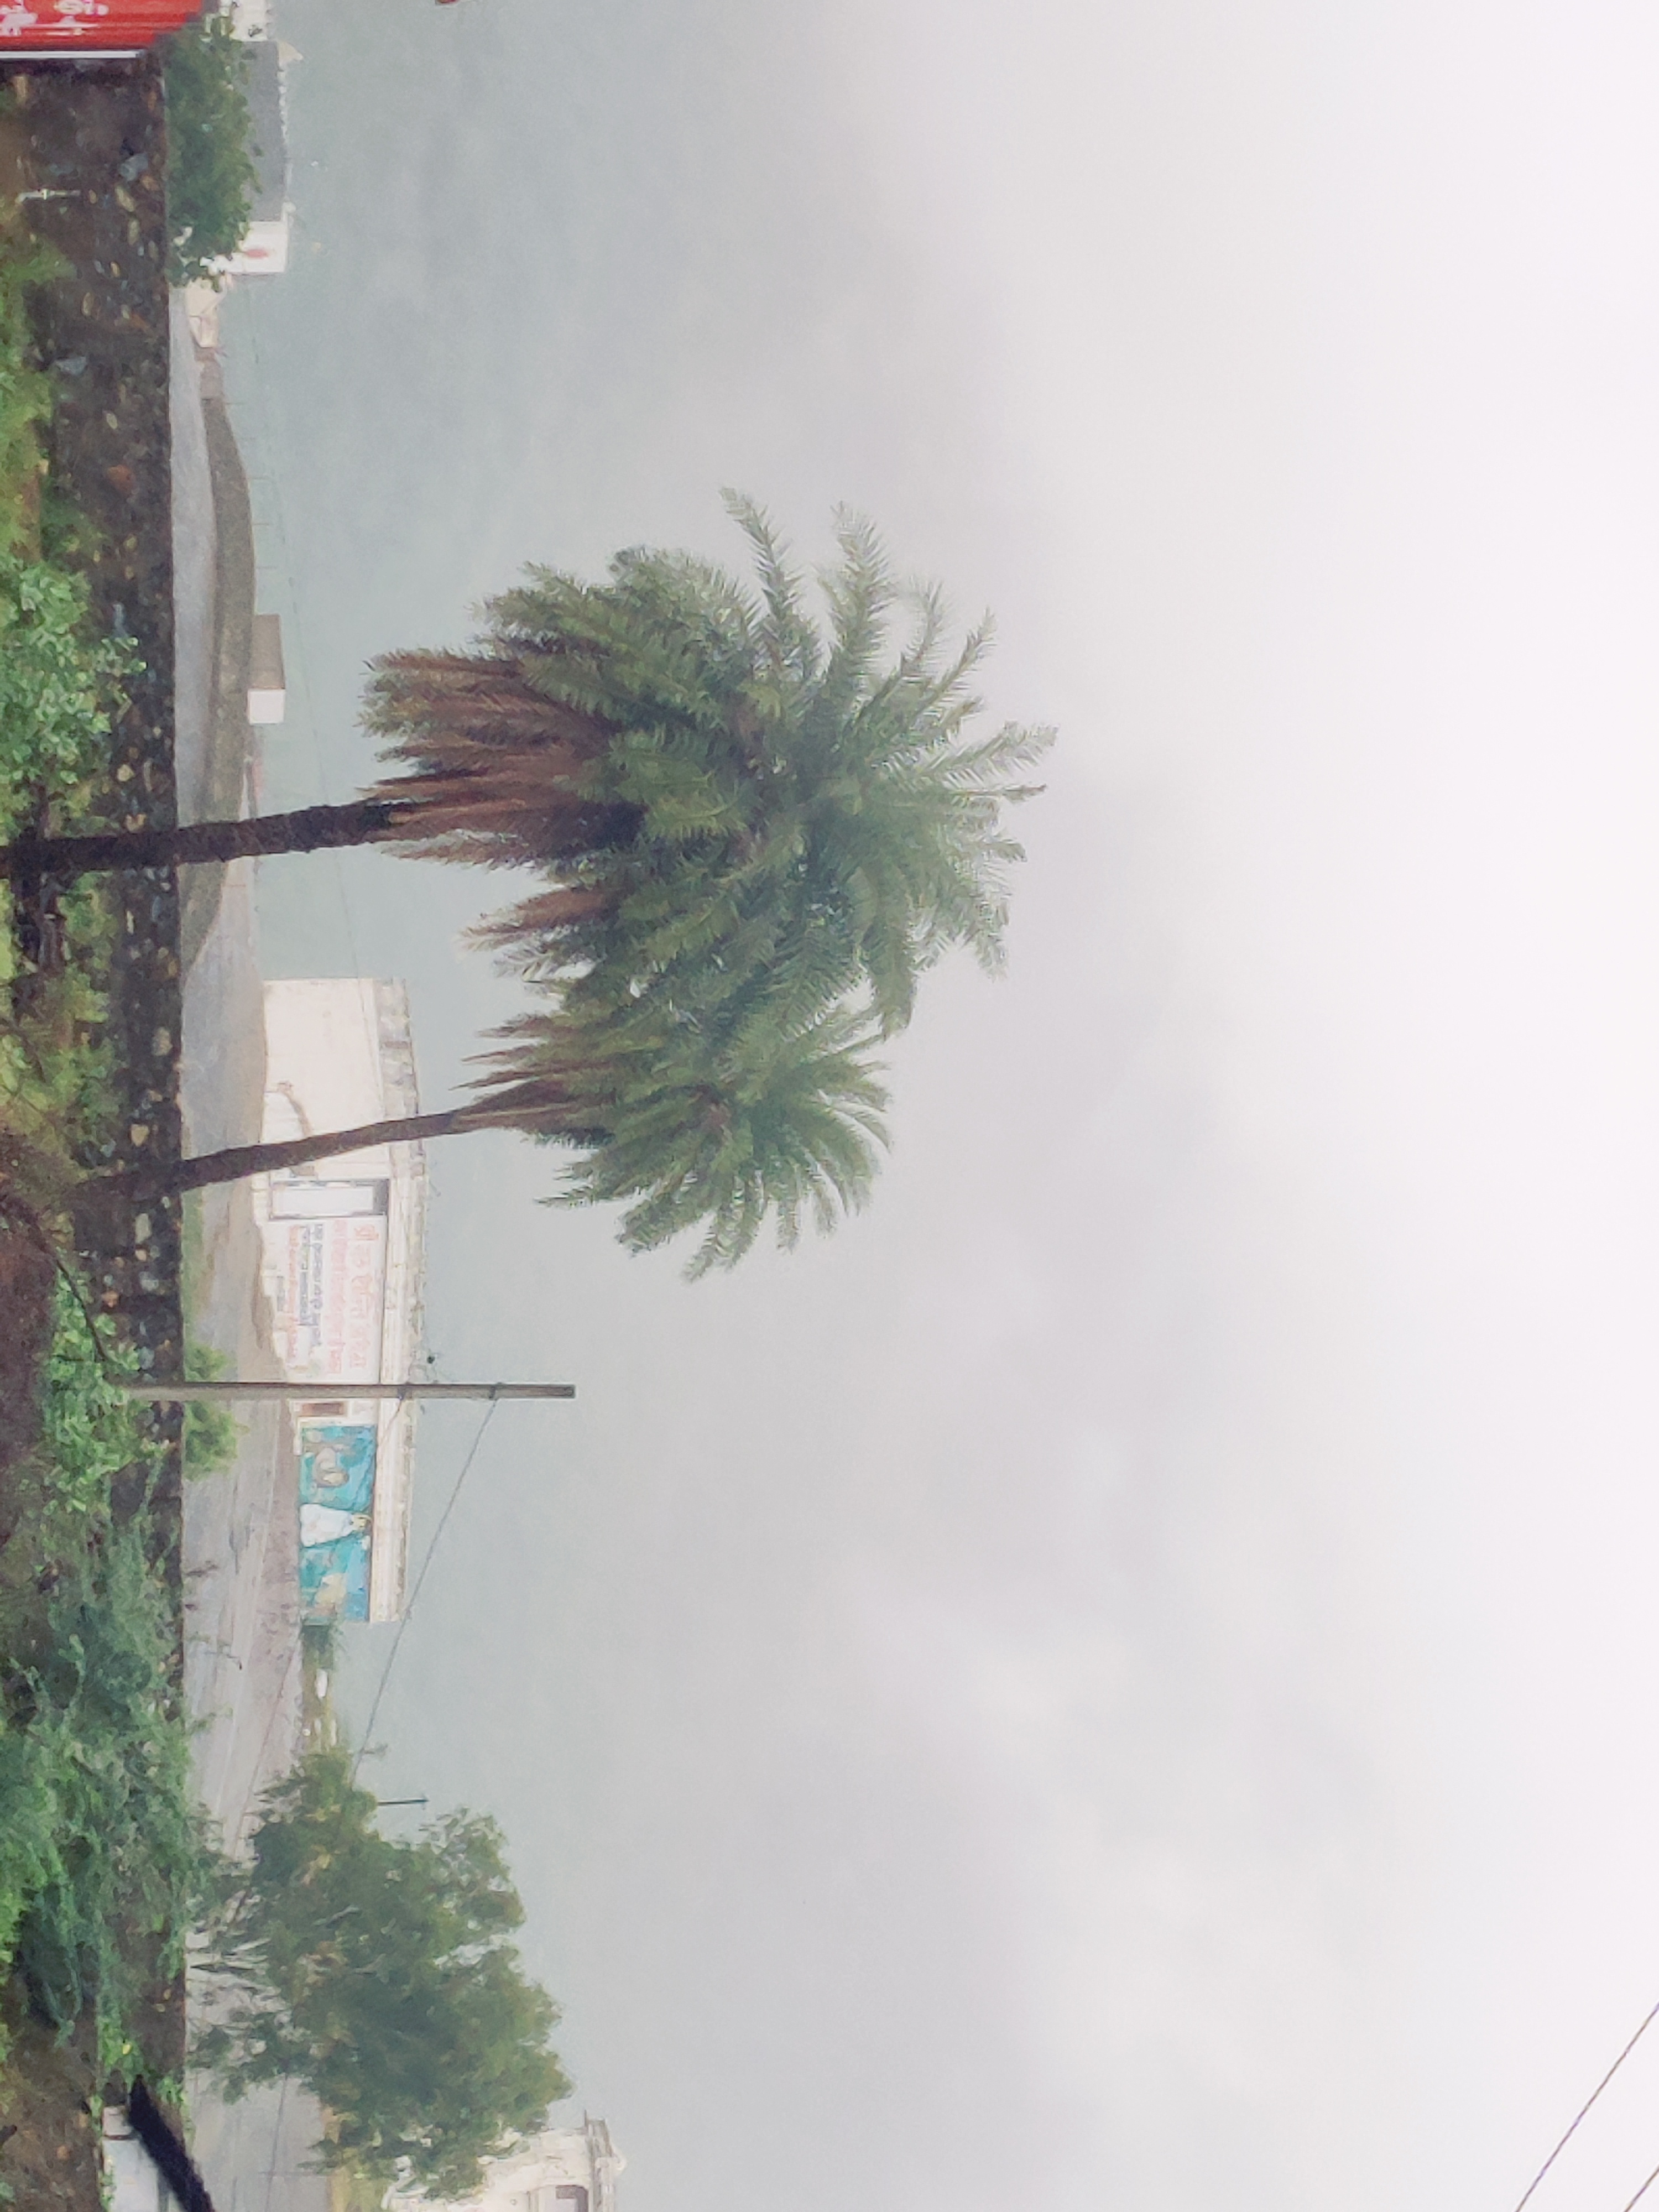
[223,3,1659,2204]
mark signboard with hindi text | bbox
[266,1180,388,1385]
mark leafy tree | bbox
[114,995,889,1278]
[4,502,1048,1036]
[467,500,1051,1037]
[29,503,1045,1265]
[163,12,259,287]
[197,1749,570,2201]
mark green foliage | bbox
[199,1748,569,2199]
[0,1521,215,2073]
[463,495,1055,1039]
[0,210,56,555]
[0,1285,218,2077]
[163,12,259,286]
[182,1339,242,1477]
[471,993,890,1276]
[357,499,1050,1269]
[0,219,139,859]
[0,927,116,1172]
[36,1279,152,1520]
[0,554,140,839]
[44,502,1048,1276]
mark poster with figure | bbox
[298,1422,378,1621]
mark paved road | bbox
[172,291,331,2212]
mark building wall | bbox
[389,2120,624,2212]
[257,979,428,1621]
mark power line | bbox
[1623,2162,1659,2212]
[350,1400,499,1781]
[260,2076,289,2212]
[1512,1995,1659,2212]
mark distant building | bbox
[215,27,294,276]
[256,979,429,1624]
[389,2119,624,2212]
[248,612,285,724]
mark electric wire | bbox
[1623,2162,1659,2212]
[349,1399,499,1780]
[260,2076,289,2212]
[1512,1995,1659,2212]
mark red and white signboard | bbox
[264,1182,390,1388]
[0,0,204,49]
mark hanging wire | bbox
[350,1399,499,1781]
[1623,2161,1659,2212]
[1512,1995,1659,2212]
[260,2076,290,2212]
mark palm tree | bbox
[43,499,1041,1269]
[3,500,1049,1041]
[472,500,1053,1036]
[105,1001,888,1278]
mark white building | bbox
[257,978,428,1623]
[388,2119,624,2212]
[215,25,294,278]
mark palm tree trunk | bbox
[0,798,402,883]
[128,1105,507,1197]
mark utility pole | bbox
[113,1380,575,1403]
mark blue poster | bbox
[298,1422,377,1621]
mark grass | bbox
[0,1284,218,2080]
[182,1338,244,1478]
[0,197,52,557]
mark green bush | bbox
[0,552,139,838]
[183,1339,243,1477]
[0,214,56,551]
[163,13,259,287]
[0,1285,220,2074]
[0,1521,217,2070]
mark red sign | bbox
[0,0,204,47]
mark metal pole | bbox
[111,1380,575,1402]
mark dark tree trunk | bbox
[116,1105,501,1197]
[0,797,402,883]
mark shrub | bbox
[0,212,55,552]
[1,1521,217,2070]
[183,1340,242,1478]
[0,552,139,837]
[163,12,259,287]
[0,1286,220,2074]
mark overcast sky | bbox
[223,3,1659,2206]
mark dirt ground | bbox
[0,1992,104,2209]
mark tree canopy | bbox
[162,12,260,287]
[374,495,1053,1041]
[30,499,1050,1271]
[196,1751,570,2200]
